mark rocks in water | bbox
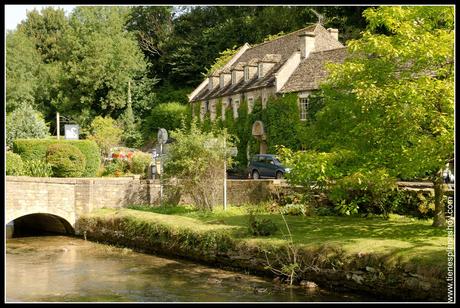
[351,273,364,284]
[273,276,282,283]
[253,287,268,294]
[365,266,377,273]
[300,280,318,289]
[207,278,223,284]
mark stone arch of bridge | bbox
[7,213,75,238]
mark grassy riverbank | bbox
[76,206,449,301]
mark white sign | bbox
[65,124,79,140]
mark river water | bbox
[6,236,374,303]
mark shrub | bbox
[280,203,314,216]
[6,151,24,175]
[163,121,234,211]
[129,151,152,176]
[87,116,122,157]
[23,159,53,177]
[46,143,86,177]
[102,159,129,177]
[328,169,398,218]
[6,105,50,148]
[13,139,100,177]
[248,211,278,236]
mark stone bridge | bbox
[5,176,161,237]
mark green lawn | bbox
[95,204,448,276]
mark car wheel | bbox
[276,171,284,179]
[252,170,260,179]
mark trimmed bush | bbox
[46,143,86,177]
[23,159,53,177]
[6,151,24,175]
[13,139,100,177]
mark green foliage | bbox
[248,211,278,236]
[6,30,41,113]
[328,169,398,218]
[102,158,129,177]
[204,45,239,76]
[13,139,100,177]
[18,7,69,63]
[306,6,454,226]
[23,159,53,177]
[6,152,25,176]
[46,143,86,177]
[262,31,285,42]
[87,116,123,157]
[163,121,234,211]
[144,102,188,139]
[129,151,152,176]
[58,7,147,120]
[6,105,50,148]
[280,203,314,216]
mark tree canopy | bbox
[296,6,454,226]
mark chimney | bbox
[327,28,339,41]
[299,31,316,59]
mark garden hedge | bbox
[13,139,101,177]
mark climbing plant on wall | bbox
[194,92,307,168]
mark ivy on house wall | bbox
[194,93,309,168]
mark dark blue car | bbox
[248,154,290,179]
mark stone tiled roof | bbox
[191,24,345,102]
[280,47,349,93]
[261,54,282,63]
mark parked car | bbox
[247,154,290,179]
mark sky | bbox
[5,5,77,31]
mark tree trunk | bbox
[432,170,447,227]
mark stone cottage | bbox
[188,24,348,153]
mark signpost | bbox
[204,132,237,211]
[64,124,79,140]
[157,128,168,204]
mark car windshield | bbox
[273,158,282,166]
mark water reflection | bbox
[6,236,373,302]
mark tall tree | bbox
[5,30,42,113]
[17,7,69,63]
[306,6,454,227]
[55,6,148,126]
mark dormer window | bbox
[244,67,249,81]
[220,75,225,88]
[258,63,263,78]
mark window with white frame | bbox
[244,67,249,81]
[299,97,308,121]
[258,63,263,78]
